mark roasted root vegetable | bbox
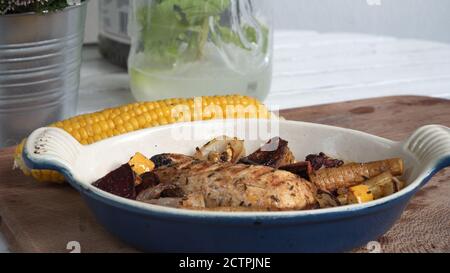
[363,171,395,199]
[194,136,245,163]
[92,164,136,199]
[135,172,160,194]
[14,95,271,183]
[306,153,344,170]
[91,134,408,211]
[239,137,295,168]
[316,190,340,208]
[128,152,155,176]
[363,171,405,199]
[337,171,406,204]
[136,183,181,201]
[309,158,404,192]
[347,185,374,204]
[278,161,313,180]
[392,177,406,192]
[336,192,349,205]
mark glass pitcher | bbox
[128,0,273,101]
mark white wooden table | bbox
[1,30,450,252]
[268,31,450,108]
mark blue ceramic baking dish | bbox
[22,119,450,252]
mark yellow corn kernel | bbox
[128,152,155,176]
[348,184,374,204]
[14,95,272,183]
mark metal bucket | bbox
[0,3,87,147]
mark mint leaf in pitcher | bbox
[135,0,268,68]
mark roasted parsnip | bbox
[363,171,396,199]
[339,171,405,204]
[309,158,404,192]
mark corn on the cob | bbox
[14,95,271,183]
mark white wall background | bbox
[85,0,450,44]
[273,0,450,44]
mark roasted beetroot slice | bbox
[135,172,160,195]
[93,164,136,199]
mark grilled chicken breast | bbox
[147,154,318,211]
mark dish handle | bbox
[404,124,450,187]
[22,127,83,178]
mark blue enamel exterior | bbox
[78,186,413,252]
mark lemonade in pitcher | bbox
[128,0,273,101]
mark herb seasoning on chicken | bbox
[92,136,405,211]
[148,154,318,211]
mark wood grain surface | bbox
[0,96,449,253]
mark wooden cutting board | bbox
[0,96,449,253]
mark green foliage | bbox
[137,0,267,68]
